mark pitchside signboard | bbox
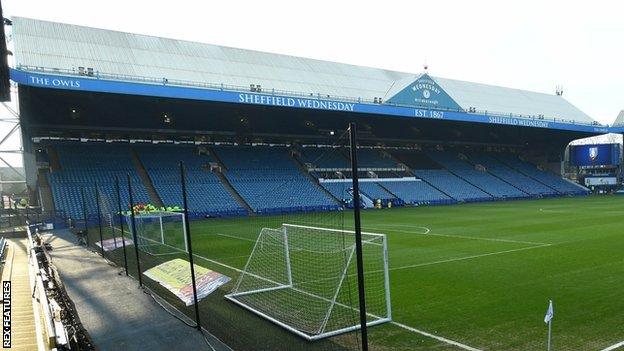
[570,144,621,167]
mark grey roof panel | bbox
[11,16,596,124]
[614,111,624,126]
[434,77,595,123]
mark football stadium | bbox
[1,13,623,351]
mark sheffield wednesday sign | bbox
[238,93,355,112]
[10,68,607,134]
[387,73,462,111]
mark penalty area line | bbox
[390,244,552,271]
[391,321,483,351]
[601,341,624,351]
[191,251,484,350]
[187,241,487,350]
[361,223,549,246]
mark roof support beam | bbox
[0,156,25,180]
[0,122,20,147]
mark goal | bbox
[225,223,391,340]
[123,211,188,256]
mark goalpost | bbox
[225,223,391,341]
[121,211,188,256]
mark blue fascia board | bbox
[609,127,624,133]
[10,68,609,134]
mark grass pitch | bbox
[95,195,624,350]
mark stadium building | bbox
[4,15,624,351]
[8,17,615,220]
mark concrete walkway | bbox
[41,229,231,351]
[2,239,39,351]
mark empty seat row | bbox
[135,146,244,216]
[428,152,527,198]
[214,146,340,213]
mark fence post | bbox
[94,181,105,256]
[127,174,143,287]
[24,198,30,222]
[115,177,129,276]
[179,161,201,329]
[80,187,89,246]
[348,122,369,351]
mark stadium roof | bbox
[614,110,624,126]
[12,16,597,125]
[569,133,622,146]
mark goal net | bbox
[123,211,188,256]
[225,223,391,340]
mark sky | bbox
[0,0,623,166]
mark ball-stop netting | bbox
[226,223,391,340]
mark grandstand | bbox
[135,145,246,217]
[214,146,339,213]
[426,151,526,199]
[8,16,624,351]
[11,17,604,220]
[466,152,558,196]
[48,145,150,218]
[44,141,592,219]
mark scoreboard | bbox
[570,144,621,167]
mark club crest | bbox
[589,146,598,161]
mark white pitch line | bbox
[377,223,431,234]
[330,222,549,246]
[213,232,257,243]
[214,230,552,275]
[185,247,484,350]
[389,244,552,271]
[391,321,483,351]
[370,227,549,246]
[418,232,550,246]
[201,254,483,350]
[127,225,540,351]
[600,341,624,351]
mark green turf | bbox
[89,195,624,350]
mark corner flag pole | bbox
[547,317,552,351]
[348,122,369,351]
[544,299,554,351]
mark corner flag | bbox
[544,300,554,324]
[544,300,554,351]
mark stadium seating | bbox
[428,152,528,199]
[413,169,492,202]
[135,145,245,217]
[356,149,400,168]
[299,147,350,169]
[358,182,401,206]
[47,143,587,219]
[390,150,443,169]
[48,145,150,219]
[467,153,558,196]
[495,154,589,195]
[377,180,455,205]
[215,146,340,213]
[319,181,402,208]
[319,182,352,202]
